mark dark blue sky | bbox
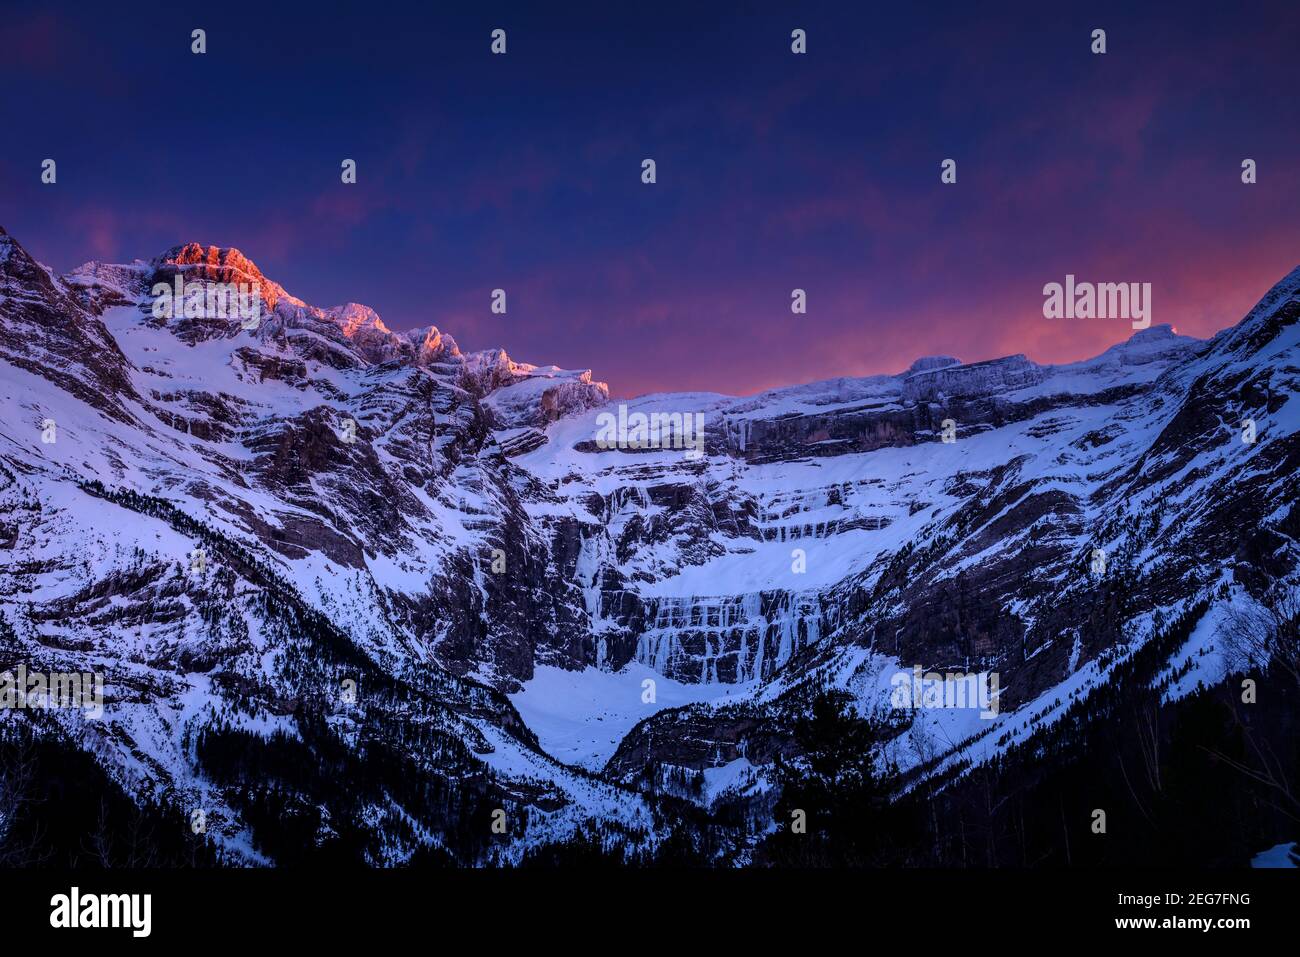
[2,0,1298,395]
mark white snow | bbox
[508,663,756,769]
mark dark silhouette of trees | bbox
[760,690,916,866]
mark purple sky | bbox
[2,1,1298,397]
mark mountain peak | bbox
[154,242,259,273]
[149,242,302,311]
[905,355,962,376]
[405,324,461,362]
[328,302,392,337]
[0,224,60,293]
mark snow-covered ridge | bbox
[57,239,1206,433]
[60,242,609,426]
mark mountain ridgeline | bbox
[1,225,1298,867]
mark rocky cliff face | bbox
[2,227,1297,861]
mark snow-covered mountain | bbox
[2,225,1298,864]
